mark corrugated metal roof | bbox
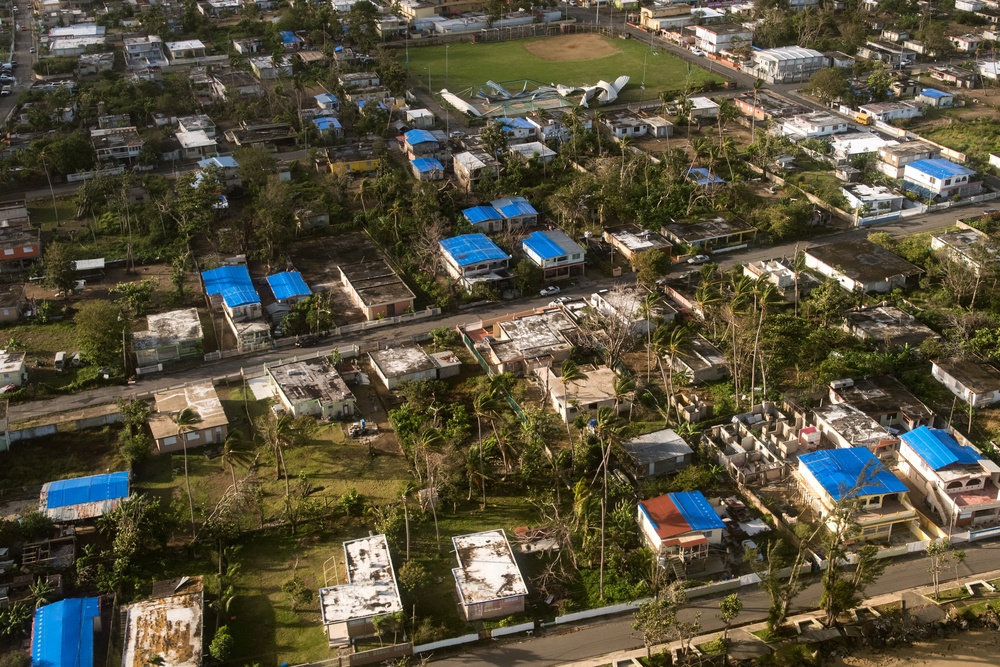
[669,491,726,531]
[688,168,725,185]
[313,117,342,130]
[440,234,509,267]
[202,265,260,308]
[266,271,311,301]
[411,157,443,173]
[522,230,584,261]
[496,117,535,130]
[404,129,437,146]
[901,426,982,471]
[462,205,501,224]
[32,597,101,667]
[46,472,130,509]
[315,93,339,104]
[198,155,238,169]
[907,158,974,179]
[920,88,952,99]
[799,448,906,501]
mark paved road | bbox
[431,542,1000,667]
[1,0,34,124]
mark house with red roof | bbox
[637,491,725,562]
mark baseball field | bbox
[405,33,724,105]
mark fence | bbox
[347,643,413,666]
[554,599,650,625]
[490,621,535,638]
[412,633,479,654]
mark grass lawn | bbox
[0,426,121,491]
[406,35,722,105]
[920,115,1000,166]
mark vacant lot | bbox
[407,34,723,104]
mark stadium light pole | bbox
[446,44,449,85]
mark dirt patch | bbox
[523,33,621,62]
[832,630,1000,667]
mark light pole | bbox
[445,44,449,85]
[641,51,657,104]
[426,66,431,92]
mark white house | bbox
[841,184,905,217]
[932,358,1000,407]
[803,238,923,293]
[637,491,725,562]
[267,358,357,419]
[750,46,826,84]
[780,112,849,140]
[858,101,922,123]
[902,158,981,200]
[898,426,1000,530]
[521,229,586,281]
[693,24,751,54]
[439,234,511,290]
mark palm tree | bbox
[653,326,691,422]
[751,78,765,144]
[221,430,253,492]
[415,427,444,552]
[559,359,585,445]
[638,291,663,383]
[472,390,501,509]
[792,246,807,317]
[592,406,622,600]
[171,407,203,539]
[750,281,783,406]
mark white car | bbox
[539,285,561,297]
[687,254,711,265]
[690,48,706,57]
[742,539,764,562]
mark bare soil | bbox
[522,33,621,62]
[831,630,1000,667]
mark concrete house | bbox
[508,141,557,164]
[0,351,27,387]
[779,112,849,140]
[121,577,204,667]
[877,141,940,179]
[750,46,826,84]
[522,230,586,281]
[133,308,204,367]
[339,260,416,320]
[841,184,905,218]
[603,111,648,139]
[812,403,900,459]
[602,228,672,264]
[903,159,981,200]
[268,358,357,419]
[492,196,539,230]
[411,157,445,181]
[466,308,576,376]
[369,344,438,389]
[671,335,730,384]
[439,234,511,290]
[638,491,725,562]
[453,151,500,192]
[843,304,939,347]
[318,535,403,647]
[452,530,528,621]
[147,383,229,454]
[590,287,675,334]
[663,216,757,252]
[898,426,1000,530]
[536,363,625,423]
[829,376,934,433]
[858,101,922,123]
[693,23,752,53]
[931,227,997,272]
[623,429,694,478]
[266,271,311,305]
[932,358,1000,407]
[803,239,923,293]
[201,265,262,322]
[797,447,915,541]
[917,88,954,108]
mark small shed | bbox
[623,429,694,477]
[40,472,130,522]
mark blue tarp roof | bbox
[440,234,509,267]
[313,116,342,130]
[496,117,535,130]
[280,30,302,43]
[668,491,725,531]
[920,88,952,99]
[266,271,311,301]
[198,155,238,169]
[908,158,974,179]
[688,168,726,185]
[411,157,443,173]
[46,472,129,510]
[315,93,339,105]
[32,597,101,667]
[799,448,906,501]
[901,426,982,471]
[462,205,501,224]
[404,129,437,146]
[491,196,538,219]
[523,230,573,261]
[356,99,387,111]
[202,265,260,308]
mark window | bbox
[929,176,937,184]
[163,436,177,446]
[572,254,581,260]
[947,480,964,491]
[945,179,952,186]
[2,249,12,256]
[186,431,199,441]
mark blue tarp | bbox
[462,205,501,224]
[198,155,238,169]
[688,168,726,186]
[523,231,569,261]
[313,117,342,132]
[411,158,443,173]
[901,426,982,471]
[32,597,101,667]
[404,129,437,146]
[440,234,509,267]
[491,196,537,219]
[280,30,302,43]
[266,271,311,301]
[907,158,973,180]
[669,491,725,531]
[202,265,260,309]
[315,93,339,106]
[920,88,952,99]
[496,117,535,130]
[798,448,906,502]
[46,472,129,510]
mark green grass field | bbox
[407,35,723,105]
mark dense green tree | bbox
[41,241,76,296]
[804,68,848,105]
[110,279,158,317]
[346,1,379,51]
[75,300,129,369]
[281,293,335,336]
[209,625,235,660]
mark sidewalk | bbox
[563,567,1000,667]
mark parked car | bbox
[690,47,706,56]
[687,254,711,265]
[295,334,320,347]
[539,285,561,297]
[549,296,574,306]
[742,539,763,562]
[0,86,10,97]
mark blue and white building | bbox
[266,271,311,305]
[40,471,130,522]
[797,447,916,540]
[898,426,1000,530]
[202,265,262,321]
[903,158,981,200]
[197,154,241,189]
[314,116,344,138]
[462,205,503,232]
[688,168,726,188]
[522,230,586,281]
[916,88,954,108]
[495,117,536,144]
[439,234,512,290]
[638,491,725,561]
[411,157,444,181]
[491,196,539,229]
[31,598,101,667]
[315,93,340,110]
